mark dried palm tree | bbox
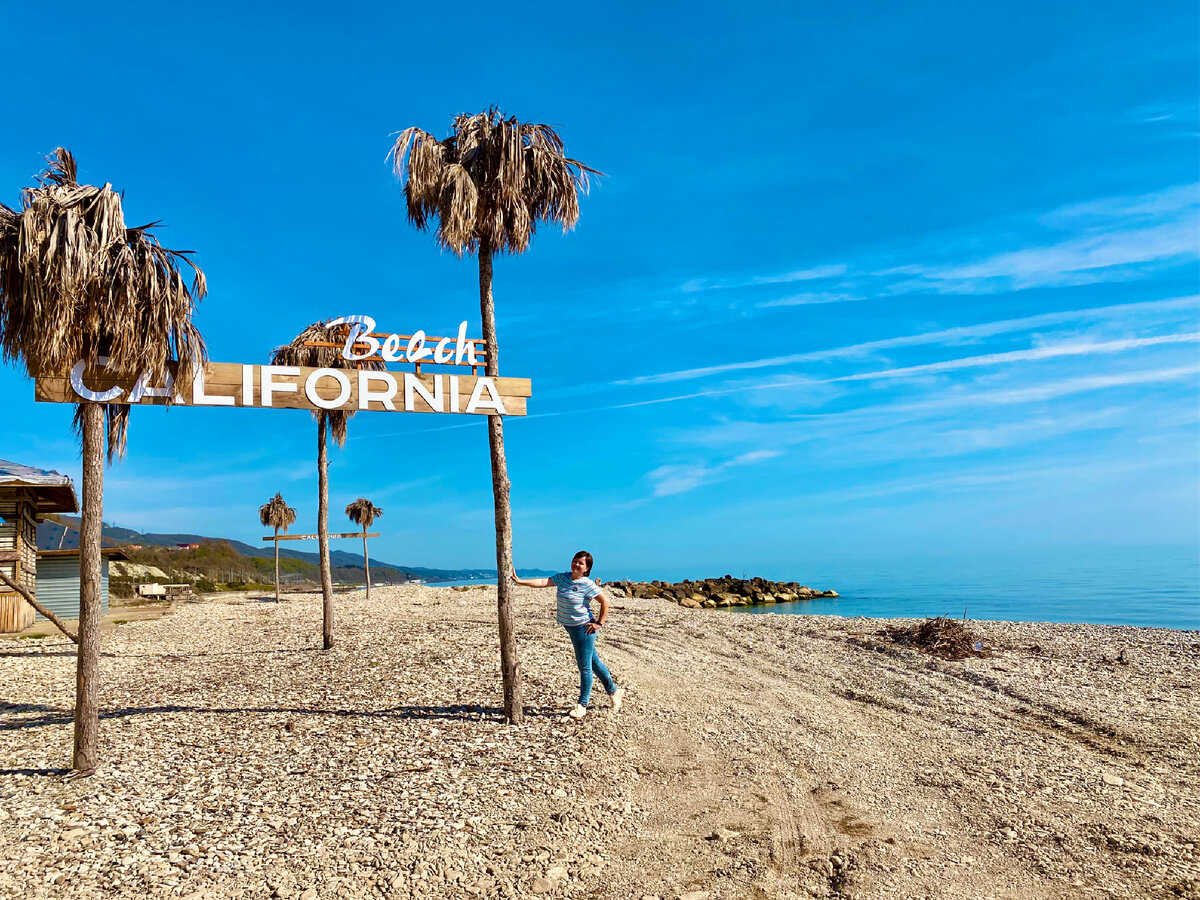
[259,492,297,602]
[270,323,383,649]
[344,498,383,600]
[390,108,600,724]
[0,148,206,772]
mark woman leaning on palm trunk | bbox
[511,551,626,720]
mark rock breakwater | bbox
[606,575,837,609]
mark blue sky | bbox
[1,1,1197,576]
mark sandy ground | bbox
[0,584,1196,900]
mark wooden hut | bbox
[0,460,79,632]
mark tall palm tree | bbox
[271,323,383,650]
[344,498,383,600]
[0,148,205,772]
[259,492,297,602]
[390,108,599,724]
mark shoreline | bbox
[0,584,1196,899]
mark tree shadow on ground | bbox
[0,702,563,733]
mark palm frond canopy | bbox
[270,321,386,446]
[0,149,207,459]
[345,498,382,529]
[389,108,602,257]
[259,492,297,530]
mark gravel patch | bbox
[1,585,1196,899]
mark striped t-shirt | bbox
[552,573,602,626]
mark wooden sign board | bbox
[35,362,530,417]
[263,532,380,542]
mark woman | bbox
[511,550,626,720]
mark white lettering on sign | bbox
[192,364,235,406]
[48,361,524,417]
[70,358,124,402]
[326,316,480,366]
[130,370,175,403]
[358,370,398,410]
[261,365,300,406]
[404,372,444,412]
[305,368,352,409]
[466,378,506,414]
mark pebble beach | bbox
[0,584,1197,900]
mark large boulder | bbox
[616,575,837,611]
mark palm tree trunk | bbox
[362,528,371,601]
[73,402,104,772]
[273,525,280,602]
[479,238,523,724]
[317,414,334,650]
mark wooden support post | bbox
[0,569,78,643]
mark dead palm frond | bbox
[259,492,297,531]
[389,107,603,257]
[345,497,383,529]
[0,148,207,461]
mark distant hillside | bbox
[42,515,551,586]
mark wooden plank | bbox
[262,532,380,542]
[34,362,530,417]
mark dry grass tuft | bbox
[882,617,986,661]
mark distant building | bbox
[176,543,200,550]
[0,459,78,633]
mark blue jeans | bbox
[563,624,617,706]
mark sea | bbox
[441,545,1199,631]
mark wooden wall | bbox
[0,493,38,633]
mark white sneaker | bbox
[568,705,588,720]
[610,687,626,713]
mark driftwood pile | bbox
[882,617,986,660]
[605,575,837,609]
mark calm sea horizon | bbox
[442,545,1199,631]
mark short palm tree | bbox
[390,108,599,724]
[344,498,383,599]
[259,492,297,602]
[271,323,383,649]
[0,148,206,772]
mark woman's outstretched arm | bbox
[511,566,554,588]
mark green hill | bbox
[40,516,548,594]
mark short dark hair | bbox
[572,550,594,576]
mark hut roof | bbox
[0,459,79,514]
[37,548,129,560]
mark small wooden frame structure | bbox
[0,460,79,632]
[262,532,380,585]
[262,532,379,542]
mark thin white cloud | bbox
[681,263,847,293]
[673,184,1198,309]
[614,296,1199,387]
[757,291,864,308]
[829,333,1200,383]
[884,184,1199,294]
[529,359,1199,425]
[647,448,782,497]
[892,220,1197,292]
